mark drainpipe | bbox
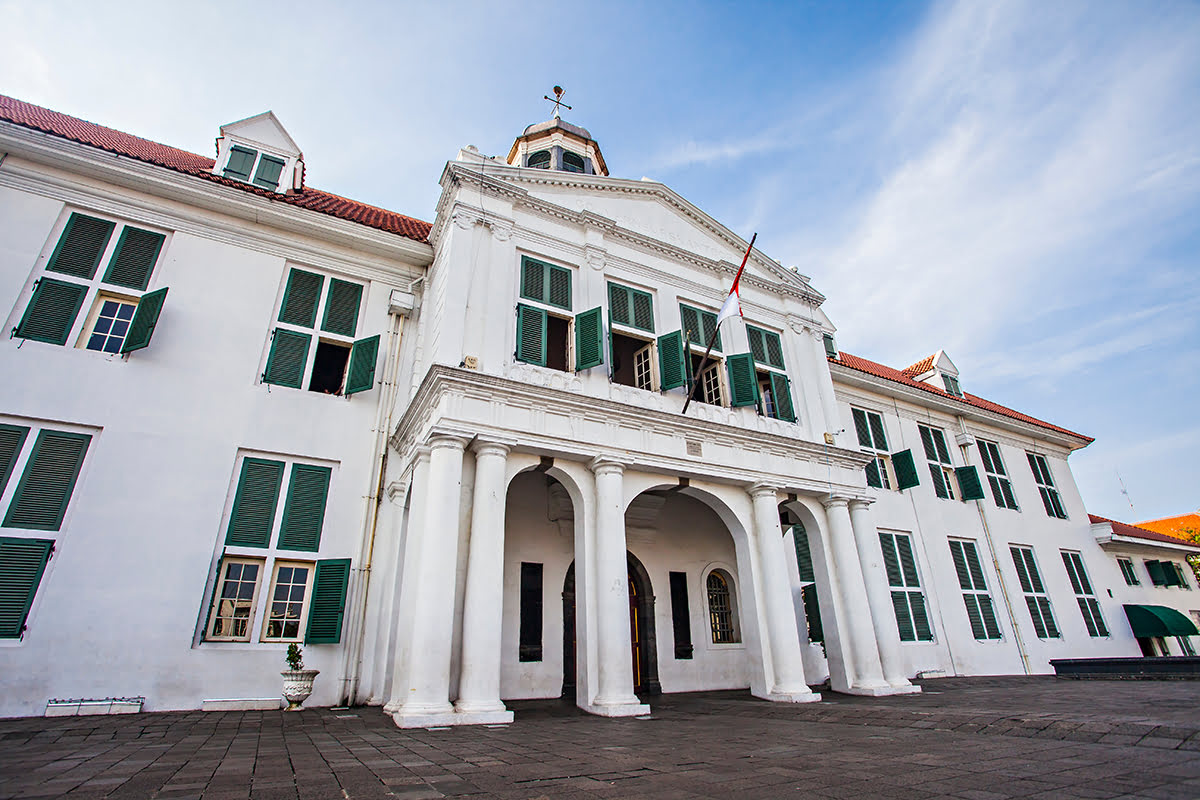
[340,280,419,704]
[957,417,1031,675]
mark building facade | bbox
[0,95,1194,722]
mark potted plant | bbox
[281,644,320,711]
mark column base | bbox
[834,683,920,697]
[755,688,822,704]
[392,707,514,728]
[580,699,651,717]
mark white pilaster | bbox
[822,497,891,695]
[384,448,431,716]
[454,441,515,724]
[849,499,920,694]
[391,434,469,728]
[586,456,649,717]
[749,484,820,703]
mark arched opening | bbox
[561,552,661,698]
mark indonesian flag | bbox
[716,233,757,327]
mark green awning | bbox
[1123,604,1200,638]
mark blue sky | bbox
[3,0,1197,522]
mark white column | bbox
[587,457,649,716]
[749,484,820,703]
[822,497,890,694]
[391,434,468,727]
[848,499,920,694]
[454,441,515,723]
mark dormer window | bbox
[527,150,551,169]
[223,145,288,190]
[212,111,304,195]
[942,374,962,396]
[562,151,585,173]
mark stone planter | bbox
[281,669,320,711]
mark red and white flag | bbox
[716,233,756,326]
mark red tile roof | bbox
[902,354,937,377]
[1137,513,1200,541]
[1089,514,1200,549]
[0,94,432,244]
[831,351,1094,443]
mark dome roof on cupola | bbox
[506,89,608,176]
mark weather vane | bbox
[543,86,572,119]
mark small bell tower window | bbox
[527,150,551,169]
[562,151,585,173]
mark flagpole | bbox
[682,233,756,415]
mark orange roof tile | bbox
[831,351,1093,443]
[902,354,937,377]
[1136,513,1200,541]
[1089,514,1200,548]
[0,94,432,244]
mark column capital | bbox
[821,495,850,511]
[471,439,512,459]
[413,445,433,465]
[385,479,409,506]
[428,434,470,453]
[589,455,625,476]
[747,483,782,500]
[847,497,875,511]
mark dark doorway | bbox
[561,553,660,699]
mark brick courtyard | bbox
[2,677,1199,799]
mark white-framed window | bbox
[852,408,893,489]
[222,144,289,191]
[1145,559,1192,589]
[1061,551,1108,637]
[11,210,169,356]
[705,568,740,644]
[608,281,658,391]
[746,324,796,423]
[201,452,350,646]
[1010,545,1059,638]
[1117,557,1140,586]
[1027,453,1067,519]
[262,266,379,396]
[515,256,600,374]
[879,531,933,641]
[949,539,1001,640]
[978,439,1019,510]
[918,424,957,500]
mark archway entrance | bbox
[562,553,660,698]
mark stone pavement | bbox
[2,677,1200,799]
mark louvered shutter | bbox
[802,583,823,642]
[726,353,758,407]
[631,290,654,331]
[978,441,996,473]
[1061,553,1083,595]
[1077,598,1098,637]
[321,279,363,336]
[896,535,920,586]
[979,596,1001,638]
[746,326,767,364]
[120,287,168,354]
[679,305,702,346]
[47,214,114,279]
[1039,598,1059,637]
[964,596,986,639]
[792,526,815,582]
[574,307,603,371]
[823,333,837,358]
[1023,550,1045,593]
[864,459,883,489]
[0,425,30,497]
[15,278,88,345]
[892,449,920,490]
[657,330,685,390]
[1025,597,1047,638]
[919,426,937,461]
[964,542,987,590]
[225,458,284,547]
[933,430,951,463]
[253,155,286,189]
[278,464,331,551]
[278,269,324,327]
[764,332,784,369]
[929,464,949,499]
[0,537,54,638]
[102,227,164,290]
[892,592,915,641]
[263,329,311,388]
[305,558,351,644]
[868,413,888,450]
[949,541,972,590]
[345,334,380,395]
[910,593,933,640]
[224,146,256,180]
[769,372,795,422]
[3,431,92,531]
[1145,560,1167,586]
[515,304,546,366]
[955,466,985,500]
[547,266,571,310]
[608,283,631,327]
[853,409,872,448]
[521,257,545,303]
[879,533,903,586]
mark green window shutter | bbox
[949,541,972,590]
[631,290,654,332]
[3,431,92,531]
[1025,597,1047,638]
[608,283,631,327]
[225,457,284,548]
[680,305,702,346]
[979,596,1001,639]
[879,532,903,587]
[0,537,54,638]
[765,332,784,369]
[892,449,920,490]
[964,595,986,639]
[547,265,571,310]
[1077,598,1098,637]
[1088,598,1108,636]
[657,330,686,390]
[278,269,324,328]
[769,372,795,423]
[321,279,363,337]
[964,542,987,591]
[864,458,883,489]
[1061,552,1083,595]
[792,526,815,582]
[978,441,996,473]
[1023,550,1045,593]
[726,353,758,407]
[47,214,115,279]
[802,583,823,643]
[15,278,88,345]
[1145,560,1167,586]
[911,593,933,640]
[823,333,838,358]
[345,334,380,396]
[746,326,767,364]
[919,426,937,461]
[253,155,286,189]
[896,535,920,586]
[0,425,31,498]
[868,413,888,450]
[278,464,331,551]
[102,227,164,290]
[853,409,872,448]
[929,464,949,499]
[306,558,351,644]
[701,310,720,351]
[521,257,546,303]
[1039,598,1059,637]
[263,329,311,388]
[574,307,604,371]
[224,145,257,180]
[120,287,168,354]
[955,466,985,500]
[1010,547,1033,594]
[933,430,951,463]
[999,480,1018,510]
[892,591,915,641]
[516,304,547,366]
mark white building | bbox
[0,95,1194,723]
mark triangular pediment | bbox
[219,111,301,157]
